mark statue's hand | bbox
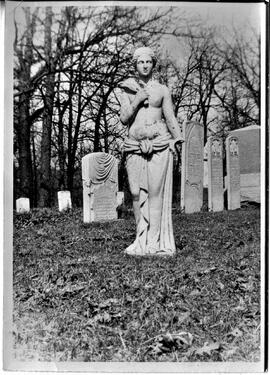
[135,88,149,105]
[169,140,177,154]
[175,136,185,143]
[169,138,184,153]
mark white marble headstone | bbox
[82,152,118,223]
[226,135,241,210]
[208,137,224,212]
[58,191,72,212]
[16,197,30,213]
[181,121,204,213]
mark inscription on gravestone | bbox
[92,183,118,221]
[181,121,204,213]
[208,137,224,212]
[82,152,118,223]
[226,135,240,210]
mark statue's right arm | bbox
[120,89,148,125]
[119,91,139,125]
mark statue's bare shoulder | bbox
[151,81,171,99]
[161,83,171,96]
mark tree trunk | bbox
[67,68,74,191]
[94,92,111,152]
[103,109,109,153]
[31,134,38,207]
[57,73,66,190]
[67,68,83,192]
[39,7,55,207]
[93,116,101,152]
[14,8,36,204]
[58,114,66,190]
[17,93,33,201]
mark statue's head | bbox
[132,47,157,77]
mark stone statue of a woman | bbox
[119,47,184,256]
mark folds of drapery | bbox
[123,133,172,155]
[123,135,176,255]
[82,152,117,190]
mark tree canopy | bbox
[13,5,261,207]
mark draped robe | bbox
[120,79,176,256]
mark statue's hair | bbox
[132,47,157,68]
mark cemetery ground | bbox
[13,205,261,362]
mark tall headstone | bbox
[208,137,224,212]
[226,135,240,210]
[82,152,118,223]
[58,191,72,212]
[230,125,260,203]
[16,198,30,213]
[181,121,204,213]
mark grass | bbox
[13,205,261,362]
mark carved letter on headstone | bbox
[82,152,118,223]
[208,137,224,212]
[226,135,240,210]
[181,121,204,213]
[58,191,72,212]
[16,197,30,213]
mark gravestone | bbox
[208,137,224,212]
[181,121,204,213]
[82,152,118,223]
[203,140,209,188]
[16,197,30,213]
[226,135,240,210]
[230,125,260,203]
[57,190,72,212]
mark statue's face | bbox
[136,53,153,77]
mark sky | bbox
[10,1,264,30]
[11,1,264,63]
[171,2,262,29]
[158,2,263,61]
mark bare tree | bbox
[14,6,226,206]
[178,30,228,143]
[39,7,55,207]
[14,7,39,203]
[214,26,260,130]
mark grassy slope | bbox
[13,206,261,362]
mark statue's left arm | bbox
[162,86,184,141]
